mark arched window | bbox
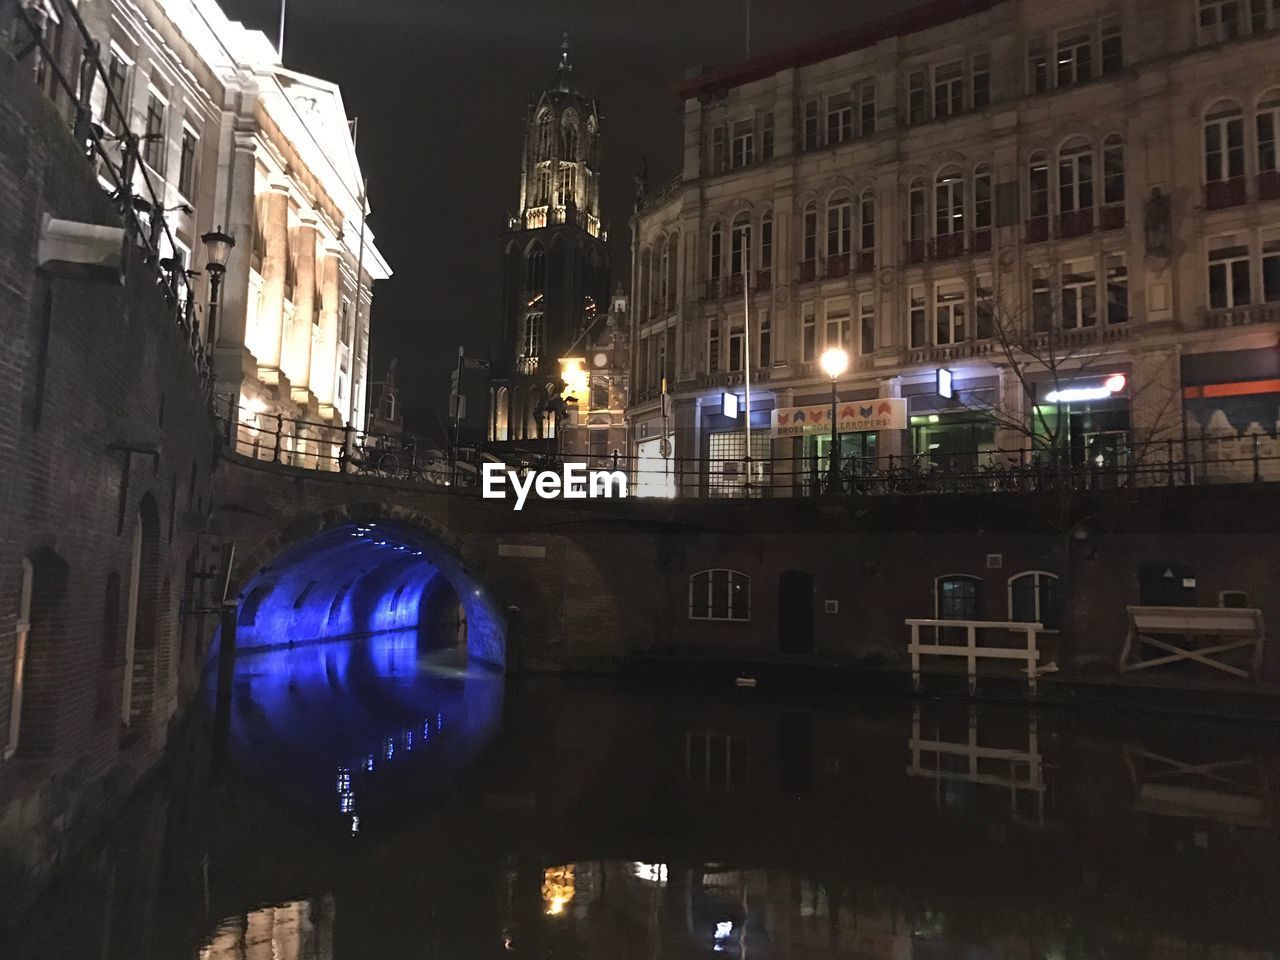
[973,165,992,231]
[494,386,509,441]
[934,167,965,236]
[935,574,983,621]
[526,244,546,299]
[730,212,752,279]
[859,189,875,251]
[667,232,680,308]
[688,569,751,621]
[1009,571,1059,630]
[535,167,551,205]
[1102,135,1125,210]
[1257,89,1280,179]
[802,202,818,267]
[522,312,544,365]
[561,117,579,162]
[1058,137,1093,213]
[1204,99,1245,181]
[708,222,723,284]
[6,558,33,759]
[535,111,553,159]
[826,192,852,260]
[1028,152,1049,219]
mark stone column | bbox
[311,243,341,419]
[995,366,1027,457]
[285,214,318,404]
[214,133,257,361]
[256,183,291,386]
[1131,345,1184,481]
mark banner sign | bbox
[770,398,907,437]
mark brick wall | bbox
[0,44,219,910]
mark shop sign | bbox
[770,398,907,437]
[937,368,954,399]
[721,392,739,418]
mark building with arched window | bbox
[629,0,1280,497]
[490,38,621,457]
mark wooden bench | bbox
[1120,605,1265,680]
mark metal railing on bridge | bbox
[214,400,1280,498]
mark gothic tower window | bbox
[536,111,553,159]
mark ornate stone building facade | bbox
[488,40,615,454]
[628,0,1280,496]
[29,0,391,452]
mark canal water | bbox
[11,633,1280,958]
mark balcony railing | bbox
[1260,170,1280,201]
[1100,203,1125,230]
[1057,208,1094,238]
[826,254,850,278]
[1204,301,1280,328]
[932,233,964,260]
[1205,177,1247,210]
[1025,217,1049,243]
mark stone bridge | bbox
[211,449,1280,679]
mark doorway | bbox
[778,571,815,655]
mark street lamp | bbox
[200,226,235,345]
[820,346,849,495]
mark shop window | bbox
[1208,239,1251,308]
[689,569,751,621]
[1061,258,1097,328]
[1009,571,1059,630]
[936,575,983,621]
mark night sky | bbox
[216,0,912,419]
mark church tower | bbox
[489,37,612,449]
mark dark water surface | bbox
[13,634,1280,958]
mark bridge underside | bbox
[231,521,506,670]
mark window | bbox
[857,81,876,135]
[909,286,927,348]
[803,100,820,150]
[1062,258,1097,328]
[934,282,966,345]
[143,90,167,172]
[6,559,32,759]
[340,295,353,344]
[561,120,578,161]
[178,126,197,199]
[1101,16,1123,73]
[522,312,544,361]
[668,233,680,308]
[1058,138,1094,214]
[527,245,546,296]
[760,214,773,273]
[933,61,963,118]
[711,126,726,173]
[658,238,670,310]
[826,194,852,258]
[535,111,552,158]
[976,275,995,339]
[1200,0,1241,42]
[936,575,983,620]
[1028,153,1049,218]
[761,112,775,161]
[730,213,752,278]
[731,119,754,168]
[1102,135,1125,206]
[1028,39,1049,93]
[1010,572,1059,630]
[1106,254,1129,323]
[935,167,965,236]
[1209,239,1251,307]
[557,163,576,206]
[709,223,722,283]
[1252,0,1279,31]
[802,202,818,265]
[758,310,772,367]
[1257,91,1280,175]
[708,318,720,373]
[908,179,926,243]
[859,293,875,355]
[859,189,875,251]
[824,299,852,352]
[974,165,993,229]
[105,50,129,130]
[1204,100,1245,180]
[1220,590,1250,608]
[972,53,990,109]
[827,92,853,144]
[1032,266,1053,331]
[802,303,816,360]
[1263,232,1280,300]
[689,569,751,621]
[728,325,744,372]
[908,69,927,124]
[1056,28,1093,86]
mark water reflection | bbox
[10,677,1280,959]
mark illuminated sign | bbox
[770,398,907,437]
[1043,373,1127,404]
[937,367,954,399]
[721,392,739,418]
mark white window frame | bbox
[688,569,751,622]
[730,119,755,169]
[934,281,966,346]
[1008,570,1060,632]
[1208,237,1252,308]
[1061,257,1098,328]
[1204,102,1246,182]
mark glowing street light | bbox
[820,347,849,495]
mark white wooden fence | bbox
[906,619,1047,694]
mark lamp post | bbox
[200,227,235,345]
[820,347,849,495]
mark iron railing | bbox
[6,0,211,393]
